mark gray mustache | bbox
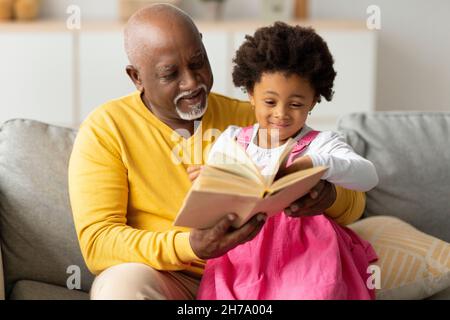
[174,84,207,105]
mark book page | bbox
[175,139,326,229]
[264,138,297,186]
[251,167,327,218]
[175,166,326,229]
[207,136,265,185]
[192,166,263,197]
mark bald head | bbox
[123,4,213,126]
[124,4,200,69]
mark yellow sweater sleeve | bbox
[68,122,200,275]
[325,186,366,225]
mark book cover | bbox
[174,137,327,229]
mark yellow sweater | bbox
[68,91,365,276]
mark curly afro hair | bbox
[232,22,336,103]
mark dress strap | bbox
[236,125,254,150]
[286,130,320,167]
[236,126,320,167]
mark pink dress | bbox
[197,127,378,300]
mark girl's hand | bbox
[187,165,203,182]
[276,155,313,180]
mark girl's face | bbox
[249,72,317,147]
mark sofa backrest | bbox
[338,112,450,242]
[0,119,94,295]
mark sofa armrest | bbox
[0,245,4,300]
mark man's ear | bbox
[126,65,144,92]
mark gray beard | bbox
[175,101,208,120]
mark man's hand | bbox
[189,213,266,260]
[187,165,203,182]
[284,180,336,217]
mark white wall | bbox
[310,0,450,111]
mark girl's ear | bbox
[248,91,255,108]
[310,97,319,112]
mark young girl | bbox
[192,22,379,300]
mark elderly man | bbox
[68,4,366,300]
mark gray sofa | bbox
[0,112,449,300]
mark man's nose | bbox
[179,70,199,91]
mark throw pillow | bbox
[349,216,450,300]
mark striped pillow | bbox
[349,216,450,300]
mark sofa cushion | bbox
[349,216,450,300]
[338,112,450,242]
[427,286,450,300]
[9,280,89,300]
[0,119,94,295]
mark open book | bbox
[174,137,328,229]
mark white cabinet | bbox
[201,31,230,96]
[231,31,253,100]
[0,21,377,131]
[0,32,73,127]
[79,32,135,121]
[310,31,377,128]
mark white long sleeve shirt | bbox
[207,124,379,192]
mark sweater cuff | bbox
[325,186,365,225]
[309,153,322,168]
[325,184,344,219]
[174,232,201,264]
